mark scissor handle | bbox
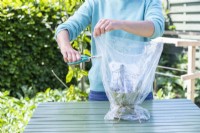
[67,55,90,65]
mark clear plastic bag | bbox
[94,35,163,121]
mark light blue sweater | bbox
[55,0,165,92]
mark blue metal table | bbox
[24,99,200,133]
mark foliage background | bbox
[0,0,90,132]
[0,0,91,98]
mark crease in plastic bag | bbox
[94,35,163,122]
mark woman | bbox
[55,0,165,101]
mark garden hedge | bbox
[0,1,86,97]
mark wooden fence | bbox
[164,0,200,69]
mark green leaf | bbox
[156,89,164,99]
[66,66,73,83]
[37,12,42,17]
[83,49,91,56]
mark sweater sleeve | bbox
[144,0,165,39]
[55,0,93,41]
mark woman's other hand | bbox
[93,19,155,38]
[93,19,122,37]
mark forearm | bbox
[56,30,81,62]
[119,20,154,37]
[56,30,72,49]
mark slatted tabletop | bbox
[24,99,200,133]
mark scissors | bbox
[67,55,101,65]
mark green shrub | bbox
[0,87,88,133]
[155,51,187,99]
[0,0,90,97]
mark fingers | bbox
[76,52,81,61]
[63,53,68,62]
[67,53,72,62]
[61,48,81,63]
[100,20,110,34]
[70,51,80,62]
[94,19,111,37]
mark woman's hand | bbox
[93,19,154,38]
[56,30,81,63]
[60,44,81,63]
[93,19,122,37]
